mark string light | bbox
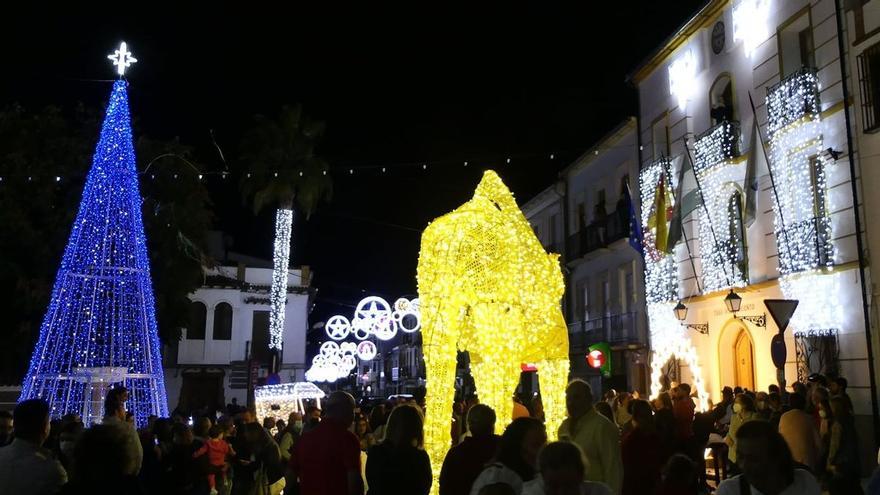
[107,42,137,76]
[732,0,770,58]
[254,382,325,423]
[417,170,569,489]
[19,80,168,427]
[668,49,697,109]
[269,209,293,351]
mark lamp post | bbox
[673,300,709,335]
[724,289,767,327]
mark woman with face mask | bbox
[724,393,760,474]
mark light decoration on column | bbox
[417,170,569,493]
[766,68,840,336]
[733,0,771,58]
[254,382,325,423]
[692,120,748,292]
[669,49,697,110]
[269,208,293,351]
[19,44,168,427]
[639,160,709,411]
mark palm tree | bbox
[239,105,332,370]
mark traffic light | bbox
[587,342,612,378]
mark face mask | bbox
[733,403,743,413]
[819,410,828,418]
[294,421,303,431]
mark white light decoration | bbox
[766,68,841,337]
[254,382,326,423]
[668,50,697,110]
[639,160,709,411]
[692,121,748,292]
[733,0,771,58]
[357,341,377,361]
[325,315,351,341]
[269,208,293,351]
[107,42,138,76]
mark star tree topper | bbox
[108,42,137,76]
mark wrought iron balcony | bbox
[693,120,741,176]
[567,312,644,354]
[767,67,821,138]
[775,216,834,275]
[565,208,629,261]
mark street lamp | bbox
[673,301,688,321]
[672,300,709,335]
[724,289,742,313]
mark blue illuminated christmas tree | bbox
[19,43,168,426]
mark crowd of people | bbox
[0,372,874,495]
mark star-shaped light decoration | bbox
[108,42,138,76]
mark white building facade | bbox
[629,0,878,457]
[163,264,311,413]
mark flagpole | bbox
[748,91,796,267]
[679,218,703,294]
[680,147,734,288]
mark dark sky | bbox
[3,2,706,323]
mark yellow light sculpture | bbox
[417,170,570,491]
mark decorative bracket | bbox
[684,323,709,335]
[736,313,767,328]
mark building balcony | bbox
[767,67,820,138]
[693,120,741,176]
[567,311,645,354]
[566,209,629,262]
[776,216,834,275]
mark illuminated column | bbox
[269,208,293,352]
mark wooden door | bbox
[733,329,756,391]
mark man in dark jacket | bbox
[439,404,500,495]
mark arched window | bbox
[710,74,736,125]
[728,192,748,281]
[187,301,207,340]
[213,303,233,341]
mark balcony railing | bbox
[693,120,741,176]
[566,208,629,261]
[775,216,834,275]
[767,67,820,138]
[567,312,644,353]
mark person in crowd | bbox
[593,401,615,425]
[513,396,531,420]
[279,412,302,462]
[522,441,612,495]
[755,391,771,420]
[154,418,175,460]
[355,414,374,451]
[778,392,821,472]
[365,404,431,495]
[792,381,808,400]
[289,391,363,495]
[302,405,322,434]
[262,417,276,436]
[768,384,780,395]
[816,397,833,475]
[165,423,205,495]
[226,398,244,416]
[829,377,854,415]
[767,392,784,429]
[58,418,83,470]
[470,417,546,495]
[672,384,696,451]
[194,416,212,444]
[558,379,622,494]
[614,393,632,432]
[193,425,236,495]
[0,410,12,447]
[621,399,661,495]
[274,419,286,444]
[713,386,735,431]
[102,386,143,475]
[826,396,860,490]
[235,422,283,495]
[655,454,699,495]
[725,393,759,471]
[369,405,387,443]
[439,404,500,495]
[0,399,67,495]
[716,420,821,495]
[652,392,676,463]
[59,424,147,495]
[529,396,545,424]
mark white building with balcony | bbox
[163,264,311,414]
[628,0,877,459]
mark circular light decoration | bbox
[319,341,340,357]
[587,349,605,369]
[325,315,351,341]
[340,341,358,357]
[353,296,396,340]
[357,341,377,361]
[351,320,372,341]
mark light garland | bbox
[693,121,748,292]
[107,42,137,76]
[19,76,168,427]
[417,170,569,493]
[639,159,679,303]
[732,0,771,58]
[669,50,697,109]
[269,208,293,351]
[647,303,710,411]
[254,382,325,423]
[324,296,422,342]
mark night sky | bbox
[3,3,706,325]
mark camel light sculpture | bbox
[417,170,569,488]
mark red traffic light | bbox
[587,349,605,369]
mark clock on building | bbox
[712,21,725,54]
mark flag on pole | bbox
[648,173,672,252]
[667,155,701,252]
[624,182,644,256]
[744,119,761,227]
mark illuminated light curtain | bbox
[639,160,709,410]
[417,171,569,493]
[19,81,169,426]
[269,208,293,351]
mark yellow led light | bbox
[417,171,569,492]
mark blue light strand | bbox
[19,80,169,426]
